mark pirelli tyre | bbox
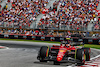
[75,49,86,66]
[82,48,90,61]
[39,46,50,62]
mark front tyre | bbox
[39,46,50,62]
[82,48,90,61]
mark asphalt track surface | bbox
[0,41,99,67]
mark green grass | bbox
[83,44,100,49]
[0,38,61,44]
[0,38,100,49]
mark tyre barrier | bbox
[0,34,100,44]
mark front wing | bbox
[37,55,81,63]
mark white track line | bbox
[90,48,100,60]
[0,46,9,49]
[90,54,100,60]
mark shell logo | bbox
[60,50,65,52]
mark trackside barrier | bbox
[0,34,100,44]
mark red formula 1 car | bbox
[37,41,91,65]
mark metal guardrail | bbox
[0,21,100,32]
[36,24,88,31]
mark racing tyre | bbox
[76,49,85,66]
[82,48,90,61]
[39,46,50,62]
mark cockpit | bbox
[60,41,70,47]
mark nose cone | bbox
[57,50,65,61]
[57,47,67,62]
[57,57,62,61]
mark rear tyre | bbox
[76,49,85,66]
[82,48,90,61]
[39,46,50,62]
